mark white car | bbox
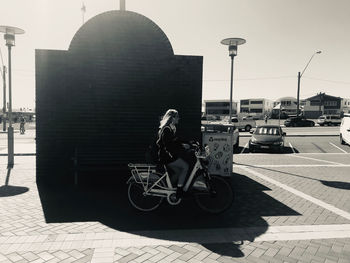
[340,114,350,145]
[317,115,341,126]
[231,117,256,132]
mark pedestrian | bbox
[20,115,26,134]
[264,114,268,124]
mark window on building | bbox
[206,102,230,107]
[240,107,249,113]
[241,100,249,105]
[250,100,263,104]
[207,109,229,115]
[281,101,291,106]
[310,100,320,106]
[250,108,263,113]
[324,101,337,106]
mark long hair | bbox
[159,109,178,129]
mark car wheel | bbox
[292,123,297,127]
[340,134,346,145]
[245,125,252,132]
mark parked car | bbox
[249,125,286,152]
[231,117,256,132]
[284,117,315,127]
[340,113,350,145]
[201,123,240,151]
[317,115,341,126]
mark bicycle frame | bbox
[128,147,209,199]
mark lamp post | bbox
[221,38,246,123]
[0,25,25,167]
[296,51,321,117]
[2,65,6,132]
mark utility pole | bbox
[296,71,301,117]
[81,2,86,25]
[2,65,6,132]
[297,51,321,117]
[120,0,126,10]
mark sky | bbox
[0,0,350,110]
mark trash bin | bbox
[202,123,234,177]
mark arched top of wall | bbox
[69,10,174,59]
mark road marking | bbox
[329,142,348,153]
[290,154,344,165]
[289,142,295,153]
[237,152,350,155]
[240,143,248,154]
[246,164,350,168]
[239,166,350,221]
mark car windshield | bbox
[254,127,280,135]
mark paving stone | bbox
[178,251,196,261]
[168,245,189,254]
[216,256,237,263]
[117,253,140,263]
[141,247,159,256]
[263,247,279,257]
[134,252,153,263]
[148,252,167,262]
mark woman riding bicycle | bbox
[156,109,194,199]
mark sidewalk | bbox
[1,155,350,262]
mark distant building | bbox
[341,98,350,114]
[271,97,297,118]
[303,93,342,118]
[239,98,273,116]
[204,100,238,117]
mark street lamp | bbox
[0,25,25,167]
[221,38,246,123]
[296,51,321,117]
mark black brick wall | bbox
[35,10,203,185]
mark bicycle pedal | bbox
[168,193,181,205]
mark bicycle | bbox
[127,144,234,214]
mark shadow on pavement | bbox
[0,167,29,197]
[37,171,299,258]
[242,164,350,190]
[236,145,299,154]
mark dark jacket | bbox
[157,125,184,164]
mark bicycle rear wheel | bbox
[127,175,164,212]
[194,175,233,214]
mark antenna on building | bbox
[120,0,126,10]
[81,2,86,25]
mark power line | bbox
[303,77,350,85]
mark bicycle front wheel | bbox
[128,179,164,212]
[194,175,233,214]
